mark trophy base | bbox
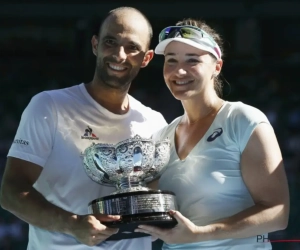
[88,190,178,240]
[103,212,177,241]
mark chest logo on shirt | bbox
[81,126,99,140]
[207,128,223,142]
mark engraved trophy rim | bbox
[115,134,154,148]
[88,189,176,206]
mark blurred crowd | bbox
[0,10,300,250]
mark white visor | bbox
[155,37,222,60]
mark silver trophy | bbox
[82,135,177,240]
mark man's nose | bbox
[113,46,127,62]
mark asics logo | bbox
[207,128,223,142]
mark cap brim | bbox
[154,37,220,59]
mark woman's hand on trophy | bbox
[70,214,120,246]
[135,210,202,244]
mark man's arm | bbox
[0,157,75,233]
[0,157,120,246]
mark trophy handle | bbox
[153,139,171,171]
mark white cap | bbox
[155,37,222,60]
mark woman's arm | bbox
[198,122,289,240]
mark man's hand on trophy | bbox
[70,214,120,246]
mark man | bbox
[0,7,167,250]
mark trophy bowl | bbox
[83,135,177,240]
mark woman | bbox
[135,19,289,249]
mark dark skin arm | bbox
[0,157,120,246]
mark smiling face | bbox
[91,12,153,90]
[163,41,222,101]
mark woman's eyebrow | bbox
[185,53,200,56]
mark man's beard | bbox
[96,60,139,90]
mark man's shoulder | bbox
[43,84,81,98]
[152,116,181,141]
[129,95,163,118]
[31,84,82,104]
